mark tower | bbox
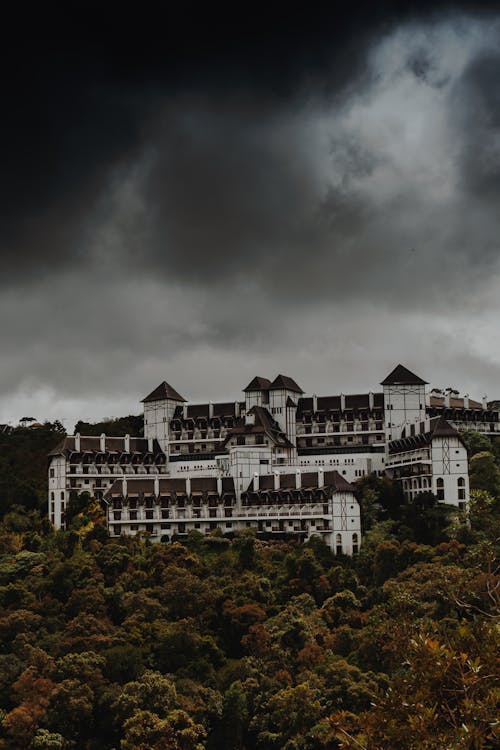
[268,374,303,450]
[381,364,428,441]
[142,381,186,454]
[243,376,271,411]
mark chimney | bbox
[148,436,154,452]
[463,394,469,409]
[100,433,106,452]
[295,470,301,490]
[245,411,255,426]
[274,471,280,490]
[154,476,159,497]
[235,401,240,418]
[369,391,374,411]
[209,401,214,418]
[312,394,318,413]
[482,395,488,410]
[183,404,188,419]
[74,433,81,452]
[124,434,130,452]
[340,393,346,412]
[253,472,259,491]
[318,468,324,488]
[444,394,451,408]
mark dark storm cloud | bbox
[2,2,500,423]
[0,1,495,284]
[451,50,500,197]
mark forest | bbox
[0,423,498,749]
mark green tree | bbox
[469,451,500,497]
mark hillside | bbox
[0,428,498,748]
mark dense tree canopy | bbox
[0,428,497,748]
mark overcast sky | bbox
[1,3,500,429]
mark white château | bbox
[48,364,499,552]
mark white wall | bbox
[384,384,426,440]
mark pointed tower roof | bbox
[269,374,304,394]
[427,415,460,439]
[142,381,186,403]
[243,376,271,392]
[381,364,428,386]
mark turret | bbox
[142,381,186,454]
[381,364,428,441]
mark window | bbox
[458,477,466,501]
[436,477,444,501]
[335,533,343,556]
[50,468,55,478]
[352,533,359,554]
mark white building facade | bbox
[48,364,497,548]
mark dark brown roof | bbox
[106,476,189,497]
[244,376,271,392]
[221,477,236,494]
[323,471,355,493]
[269,374,304,394]
[247,470,355,494]
[300,472,319,486]
[191,477,218,493]
[389,416,462,454]
[428,416,461,439]
[381,364,428,386]
[429,395,482,410]
[224,406,294,448]
[345,394,370,410]
[142,381,186,403]
[106,476,235,499]
[297,393,384,416]
[213,402,239,417]
[48,435,164,458]
[176,402,240,420]
[259,475,275,490]
[279,473,296,489]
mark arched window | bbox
[352,533,359,555]
[436,477,444,501]
[335,533,343,556]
